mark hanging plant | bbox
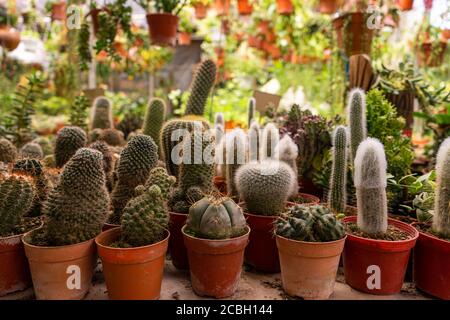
[192,1,210,19]
[0,5,20,51]
[237,0,253,16]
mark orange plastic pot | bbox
[183,226,250,298]
[178,32,192,46]
[442,29,450,40]
[22,231,97,300]
[397,0,414,11]
[276,235,346,299]
[237,0,253,16]
[169,212,189,269]
[96,227,169,300]
[146,13,179,47]
[276,0,294,15]
[0,26,21,51]
[318,0,341,14]
[215,0,231,16]
[342,216,418,295]
[194,3,208,19]
[102,222,119,232]
[248,35,262,49]
[51,2,67,21]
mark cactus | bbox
[275,135,299,198]
[186,195,247,239]
[54,126,87,168]
[328,126,348,213]
[184,59,217,116]
[275,204,345,242]
[347,88,367,162]
[214,112,225,145]
[260,122,279,160]
[20,142,44,159]
[32,136,53,156]
[248,97,256,128]
[99,128,125,146]
[0,138,18,163]
[144,167,176,200]
[89,140,114,191]
[110,135,158,223]
[215,112,224,128]
[248,120,260,162]
[43,148,110,246]
[433,137,450,238]
[90,96,113,130]
[0,174,35,237]
[236,160,295,216]
[354,138,388,235]
[142,98,166,149]
[225,129,247,198]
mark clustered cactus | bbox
[186,195,247,239]
[0,138,17,163]
[348,88,367,162]
[54,126,87,168]
[433,137,450,238]
[143,98,166,149]
[275,135,299,198]
[275,204,345,242]
[328,126,348,213]
[20,142,44,159]
[225,128,247,198]
[90,96,113,130]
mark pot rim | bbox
[95,227,170,251]
[146,12,179,19]
[275,233,347,246]
[411,222,450,246]
[169,211,188,217]
[22,227,96,250]
[181,225,250,243]
[1,219,44,242]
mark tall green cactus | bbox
[354,138,388,235]
[0,138,18,163]
[260,122,279,160]
[248,97,255,128]
[248,120,260,162]
[275,135,298,198]
[184,59,217,116]
[54,126,87,168]
[143,98,166,149]
[20,142,44,159]
[328,126,348,213]
[348,88,367,162]
[225,128,247,198]
[90,96,113,130]
[433,137,450,238]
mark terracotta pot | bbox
[295,193,320,205]
[237,0,253,15]
[318,0,341,14]
[262,42,281,59]
[0,26,21,51]
[102,222,120,232]
[333,12,374,57]
[397,0,414,11]
[417,42,447,68]
[22,231,97,300]
[384,90,415,130]
[276,0,294,15]
[248,35,262,49]
[342,216,418,295]
[194,3,208,19]
[215,0,231,16]
[146,13,179,47]
[276,235,346,299]
[169,211,189,269]
[178,32,192,46]
[213,176,227,194]
[96,227,169,300]
[51,2,67,21]
[183,226,250,298]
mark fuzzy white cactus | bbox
[275,135,299,198]
[260,122,280,160]
[433,137,450,238]
[225,128,247,197]
[248,120,260,162]
[347,88,367,162]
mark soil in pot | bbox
[290,193,320,205]
[169,212,189,269]
[146,13,179,47]
[96,227,169,300]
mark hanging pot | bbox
[51,2,67,21]
[146,13,179,47]
[168,212,189,269]
[237,0,253,16]
[215,0,231,16]
[178,32,192,46]
[397,0,414,11]
[194,3,208,19]
[0,25,21,51]
[276,0,294,15]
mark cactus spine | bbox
[0,138,18,163]
[354,138,388,235]
[328,126,348,213]
[275,135,299,198]
[225,128,247,198]
[54,126,87,168]
[90,96,113,130]
[260,122,279,160]
[89,140,114,191]
[433,137,450,238]
[248,97,255,128]
[347,88,367,162]
[248,121,260,162]
[143,98,166,149]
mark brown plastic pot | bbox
[333,12,374,57]
[384,90,415,130]
[276,235,346,299]
[0,25,21,51]
[146,13,179,47]
[169,211,189,269]
[276,0,294,15]
[417,42,447,68]
[96,227,169,300]
[178,32,192,46]
[22,231,97,300]
[183,226,250,298]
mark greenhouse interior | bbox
[0,0,449,304]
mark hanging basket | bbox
[0,25,21,51]
[416,41,447,68]
[146,13,179,47]
[318,0,341,14]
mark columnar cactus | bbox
[236,160,295,216]
[347,88,367,162]
[433,137,450,238]
[110,135,158,223]
[354,138,388,235]
[90,96,113,130]
[43,148,110,245]
[0,174,35,237]
[89,140,114,191]
[275,204,345,242]
[275,135,299,198]
[20,142,44,159]
[214,112,225,144]
[328,126,348,213]
[248,97,256,128]
[215,112,225,128]
[225,128,247,198]
[186,195,247,239]
[0,138,17,163]
[142,98,166,149]
[184,59,217,116]
[260,122,279,160]
[248,120,260,162]
[54,126,87,168]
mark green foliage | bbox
[185,59,217,116]
[78,21,92,71]
[54,126,87,168]
[135,0,187,14]
[69,94,89,130]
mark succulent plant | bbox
[260,122,279,160]
[433,137,450,238]
[248,120,260,162]
[0,138,18,163]
[225,128,247,198]
[354,138,388,235]
[89,140,114,191]
[32,136,53,156]
[99,128,125,146]
[90,96,114,131]
[328,126,348,213]
[143,98,166,149]
[347,88,367,162]
[54,126,87,168]
[248,97,256,128]
[275,135,299,198]
[20,142,44,159]
[236,160,295,216]
[275,204,345,242]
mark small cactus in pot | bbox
[348,88,367,162]
[328,126,348,213]
[275,135,299,198]
[433,137,450,239]
[0,138,18,163]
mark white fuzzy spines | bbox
[275,135,299,197]
[433,137,450,237]
[260,122,280,160]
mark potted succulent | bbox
[237,0,253,16]
[22,148,110,300]
[96,167,175,300]
[342,138,419,295]
[413,138,450,300]
[178,12,197,46]
[192,0,210,19]
[182,195,249,298]
[275,204,346,299]
[415,13,447,68]
[0,5,20,51]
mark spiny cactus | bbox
[0,138,18,163]
[347,88,367,162]
[144,167,176,199]
[184,59,217,116]
[110,135,158,223]
[186,195,247,239]
[32,137,53,156]
[236,160,295,216]
[90,96,113,130]
[142,98,166,149]
[354,138,388,235]
[275,135,298,198]
[248,120,260,162]
[248,97,256,128]
[215,112,224,128]
[215,135,227,178]
[433,137,450,238]
[226,129,247,198]
[54,126,87,168]
[43,148,110,246]
[214,112,225,145]
[275,204,345,242]
[0,174,35,237]
[328,126,348,213]
[20,142,44,159]
[260,122,279,160]
[89,140,114,191]
[89,128,103,143]
[99,128,125,146]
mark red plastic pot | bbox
[183,226,249,298]
[237,0,253,16]
[168,212,189,269]
[146,13,179,47]
[397,0,414,11]
[276,0,294,15]
[296,193,320,205]
[413,229,450,300]
[0,26,21,51]
[342,216,418,295]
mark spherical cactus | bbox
[248,97,255,128]
[260,122,279,160]
[328,126,348,213]
[354,138,388,235]
[186,195,247,239]
[184,59,217,116]
[236,160,295,216]
[275,135,299,198]
[90,96,113,130]
[225,128,247,198]
[433,137,450,238]
[143,98,166,149]
[248,120,260,162]
[144,167,176,201]
[44,148,110,246]
[99,128,125,146]
[275,204,345,242]
[54,126,87,168]
[347,88,367,162]
[20,142,44,159]
[0,138,18,163]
